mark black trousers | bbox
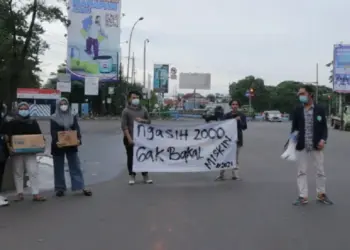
[123,137,148,176]
[0,160,6,192]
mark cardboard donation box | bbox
[12,134,45,154]
[58,130,79,147]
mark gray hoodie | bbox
[121,105,150,137]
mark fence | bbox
[149,111,290,121]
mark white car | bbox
[264,110,282,122]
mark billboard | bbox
[153,64,169,93]
[67,0,121,82]
[179,73,211,90]
[333,44,350,92]
[170,67,177,80]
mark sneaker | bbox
[215,174,225,181]
[292,197,308,206]
[0,196,9,207]
[317,193,333,205]
[143,175,153,184]
[56,191,65,197]
[215,170,225,181]
[232,169,241,180]
[129,176,136,185]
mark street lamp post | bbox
[143,39,149,88]
[126,17,144,84]
[315,63,319,104]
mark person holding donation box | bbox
[216,100,247,181]
[6,102,46,202]
[121,91,153,185]
[50,98,92,197]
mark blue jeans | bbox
[53,151,85,192]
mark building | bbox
[17,88,61,117]
[182,93,209,109]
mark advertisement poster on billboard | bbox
[67,0,121,82]
[85,77,99,95]
[153,64,169,93]
[57,73,72,93]
[179,73,211,90]
[333,44,350,92]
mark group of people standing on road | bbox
[121,85,333,206]
[120,91,248,184]
[0,98,91,207]
[0,83,333,207]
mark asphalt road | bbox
[1,120,350,250]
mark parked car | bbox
[202,103,230,122]
[264,110,282,122]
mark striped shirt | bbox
[304,105,314,151]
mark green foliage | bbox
[0,0,68,103]
[44,63,158,115]
[229,76,333,114]
[206,94,216,102]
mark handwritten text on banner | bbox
[133,120,237,172]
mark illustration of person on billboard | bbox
[83,14,108,59]
[159,65,169,90]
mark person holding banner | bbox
[121,91,153,185]
[216,100,247,181]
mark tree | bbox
[229,75,270,112]
[44,62,148,115]
[229,76,333,114]
[326,61,333,84]
[1,0,68,103]
[206,94,215,102]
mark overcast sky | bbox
[41,0,349,96]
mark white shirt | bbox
[88,23,100,39]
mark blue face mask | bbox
[299,96,308,104]
[18,110,29,117]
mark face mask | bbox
[299,96,308,104]
[60,105,68,112]
[1,112,4,118]
[131,99,140,106]
[18,110,29,117]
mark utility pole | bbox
[340,93,344,130]
[131,52,135,84]
[143,39,149,87]
[248,93,252,114]
[315,63,319,104]
[126,17,144,85]
[147,73,151,111]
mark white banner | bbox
[84,77,99,95]
[133,120,237,172]
[57,81,71,93]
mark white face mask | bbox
[60,105,68,112]
[131,99,140,106]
